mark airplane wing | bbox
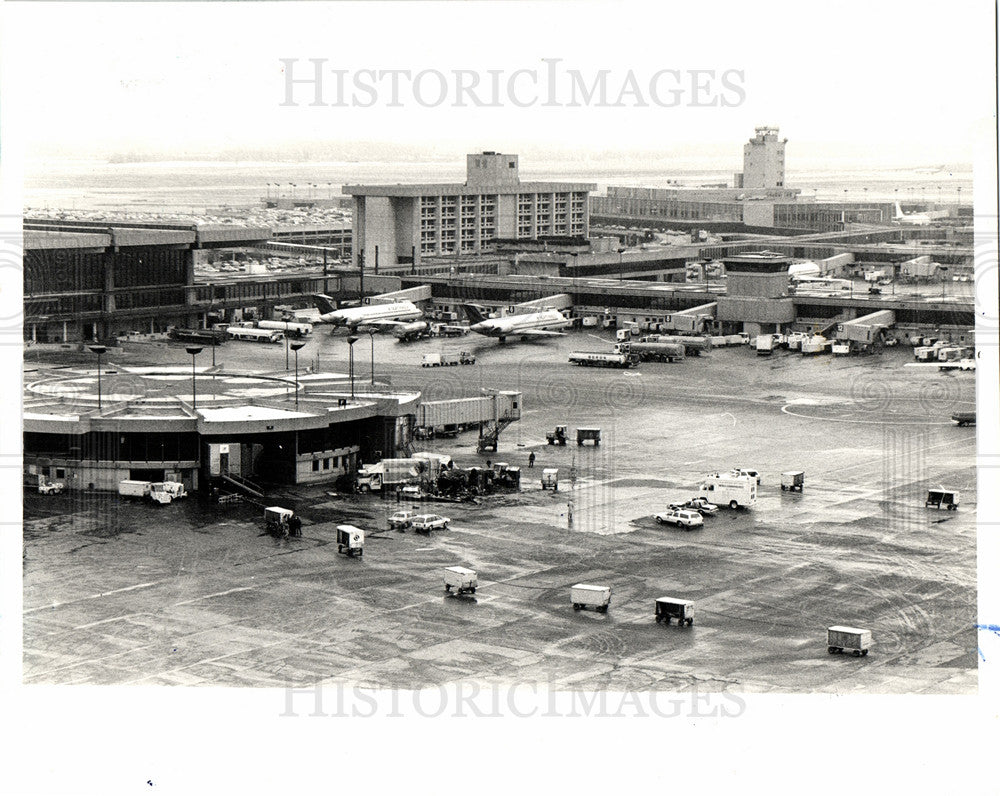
[351,319,417,331]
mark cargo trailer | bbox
[827,626,871,657]
[780,471,804,492]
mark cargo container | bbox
[336,524,365,557]
[827,626,871,656]
[571,584,612,612]
[118,480,152,499]
[576,427,601,446]
[264,506,300,537]
[655,597,694,626]
[443,566,477,595]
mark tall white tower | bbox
[742,126,787,189]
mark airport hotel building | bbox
[343,152,596,268]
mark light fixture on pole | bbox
[366,327,376,386]
[347,335,358,400]
[291,341,306,409]
[89,344,107,413]
[186,346,203,410]
[283,313,291,371]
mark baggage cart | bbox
[571,583,611,612]
[780,471,804,492]
[655,597,694,626]
[924,488,959,510]
[336,524,365,557]
[541,468,559,491]
[444,566,477,595]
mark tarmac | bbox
[22,329,978,692]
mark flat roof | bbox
[198,405,313,422]
[344,181,596,197]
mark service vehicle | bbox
[924,488,959,510]
[756,333,778,355]
[227,326,283,343]
[827,626,872,657]
[546,425,568,445]
[37,479,64,495]
[669,497,718,516]
[388,510,415,530]
[785,332,806,351]
[411,513,450,532]
[832,341,851,356]
[801,334,832,354]
[149,481,187,504]
[629,339,686,362]
[257,319,313,337]
[780,471,805,492]
[443,566,478,595]
[421,351,476,367]
[951,412,976,427]
[699,473,757,509]
[654,508,704,529]
[433,324,469,337]
[655,597,695,626]
[731,467,761,485]
[336,524,365,557]
[540,468,559,491]
[576,427,602,446]
[571,584,612,613]
[568,348,637,368]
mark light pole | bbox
[291,341,306,409]
[89,344,106,413]
[367,327,376,387]
[283,313,291,370]
[347,335,358,400]
[186,346,203,410]
[940,266,948,299]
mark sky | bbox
[3,0,995,167]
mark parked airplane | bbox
[894,202,932,226]
[788,262,851,290]
[462,304,570,342]
[312,294,423,330]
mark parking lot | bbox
[23,330,978,692]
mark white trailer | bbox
[118,480,152,499]
[571,583,612,612]
[655,597,695,626]
[699,474,757,509]
[336,524,365,557]
[827,626,872,657]
[444,566,478,595]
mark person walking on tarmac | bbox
[528,451,536,468]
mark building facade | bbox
[344,152,596,268]
[739,126,787,189]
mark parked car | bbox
[388,510,415,531]
[653,508,704,529]
[669,497,719,516]
[37,480,64,495]
[411,513,450,532]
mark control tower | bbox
[739,126,787,189]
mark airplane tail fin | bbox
[894,202,904,220]
[462,304,489,325]
[313,294,338,315]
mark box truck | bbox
[699,473,757,509]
